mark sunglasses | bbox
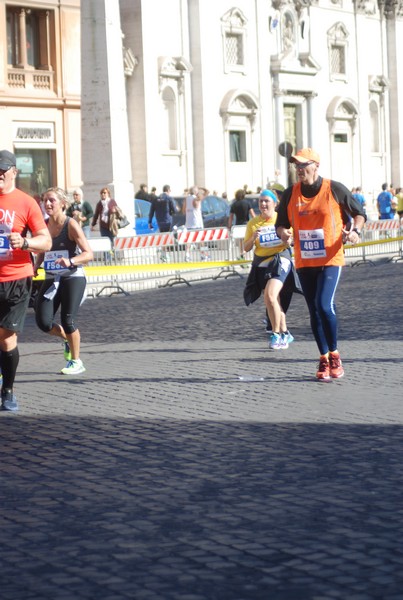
[0,166,13,175]
[295,161,314,169]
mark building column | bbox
[81,0,134,226]
[18,9,27,68]
[273,88,288,187]
[306,93,317,148]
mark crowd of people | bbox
[0,144,381,411]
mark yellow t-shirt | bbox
[244,213,288,258]
[396,193,403,213]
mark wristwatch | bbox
[21,238,29,251]
[352,227,361,236]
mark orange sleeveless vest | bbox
[288,179,345,269]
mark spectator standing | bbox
[66,188,93,238]
[395,187,403,223]
[34,187,93,375]
[183,185,204,230]
[377,183,394,219]
[0,149,52,411]
[149,187,158,202]
[270,183,285,201]
[182,186,208,261]
[148,184,176,232]
[91,187,121,245]
[352,186,366,213]
[107,199,125,239]
[228,188,256,262]
[390,186,398,217]
[276,148,366,380]
[135,184,150,202]
[228,189,255,228]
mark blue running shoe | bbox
[269,333,283,350]
[1,389,18,412]
[283,331,294,345]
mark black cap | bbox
[0,150,16,171]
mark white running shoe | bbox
[61,359,86,375]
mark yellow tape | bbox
[344,234,403,249]
[32,236,403,281]
[33,260,250,280]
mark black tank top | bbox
[51,217,78,258]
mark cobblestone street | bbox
[1,261,403,600]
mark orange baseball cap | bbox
[290,148,320,164]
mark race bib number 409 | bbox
[299,229,326,259]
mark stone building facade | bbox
[119,0,403,211]
[2,0,403,215]
[0,0,80,196]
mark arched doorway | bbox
[326,96,359,188]
[220,89,259,191]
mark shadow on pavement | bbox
[1,417,403,599]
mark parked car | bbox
[172,195,230,228]
[134,198,158,234]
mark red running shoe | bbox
[329,351,344,379]
[316,355,331,381]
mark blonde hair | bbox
[43,187,70,211]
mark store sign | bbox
[13,122,55,143]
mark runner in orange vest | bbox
[276,148,366,381]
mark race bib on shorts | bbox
[299,229,326,259]
[44,250,70,274]
[258,225,283,249]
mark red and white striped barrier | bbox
[114,228,229,250]
[365,220,400,231]
[115,232,174,250]
[176,228,229,244]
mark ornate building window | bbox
[158,56,192,160]
[327,22,349,82]
[368,76,388,156]
[162,86,178,151]
[225,33,244,66]
[6,6,54,90]
[283,104,298,152]
[229,131,246,162]
[221,8,248,74]
[220,89,259,169]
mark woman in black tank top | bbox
[33,187,93,375]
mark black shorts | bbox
[0,277,32,333]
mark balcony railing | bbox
[7,68,54,92]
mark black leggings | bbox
[35,276,86,334]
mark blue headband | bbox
[259,189,278,203]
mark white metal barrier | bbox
[82,221,403,296]
[344,219,403,265]
[86,237,129,296]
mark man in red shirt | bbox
[0,150,51,411]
